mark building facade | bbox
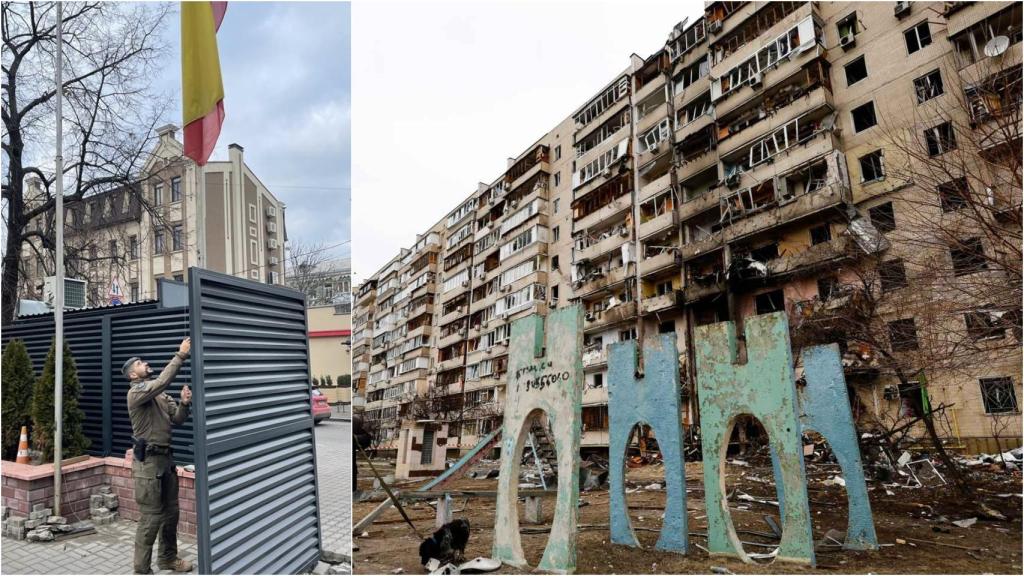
[354,1,1022,456]
[20,125,288,306]
[308,303,353,405]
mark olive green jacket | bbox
[127,351,191,447]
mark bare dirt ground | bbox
[353,458,1022,575]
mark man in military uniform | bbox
[123,337,194,574]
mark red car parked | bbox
[311,387,331,424]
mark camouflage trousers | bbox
[132,452,179,574]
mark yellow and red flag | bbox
[181,2,227,166]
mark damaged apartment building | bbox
[354,1,1023,458]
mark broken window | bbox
[950,237,987,276]
[750,242,779,262]
[641,118,672,153]
[951,4,1022,67]
[674,58,710,94]
[851,101,877,133]
[913,69,944,103]
[924,122,956,156]
[837,13,858,40]
[816,276,839,300]
[810,224,832,245]
[979,377,1019,414]
[965,309,1006,341]
[887,318,920,351]
[879,258,908,292]
[574,77,630,128]
[844,56,868,86]
[755,289,785,315]
[859,150,885,182]
[869,202,896,232]
[938,178,969,212]
[904,21,932,54]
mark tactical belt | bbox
[146,444,172,456]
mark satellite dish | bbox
[984,35,1010,57]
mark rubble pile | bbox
[90,484,119,525]
[2,504,82,542]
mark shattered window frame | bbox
[879,258,908,292]
[924,121,957,156]
[851,101,878,133]
[887,318,920,352]
[964,309,1006,341]
[859,149,885,182]
[913,69,944,103]
[979,377,1019,414]
[844,55,868,86]
[950,237,987,276]
[904,21,932,54]
[938,177,969,212]
[869,201,896,232]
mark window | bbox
[153,183,163,205]
[913,70,944,103]
[755,289,785,315]
[171,224,183,251]
[582,406,609,430]
[170,177,182,202]
[553,198,560,213]
[938,178,968,212]
[108,239,117,257]
[554,145,562,160]
[592,373,604,388]
[879,259,908,291]
[817,276,839,300]
[904,21,932,54]
[249,239,259,265]
[844,56,868,86]
[924,122,956,156]
[810,224,831,245]
[656,280,673,296]
[950,238,986,276]
[618,327,637,341]
[869,202,896,232]
[851,102,877,132]
[553,226,560,242]
[553,172,561,187]
[965,310,1005,341]
[248,204,257,223]
[980,377,1018,414]
[859,150,885,182]
[154,230,165,254]
[129,282,139,302]
[837,13,858,40]
[888,318,919,351]
[129,235,139,259]
[552,255,559,270]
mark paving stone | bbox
[90,494,104,509]
[46,516,67,525]
[103,494,119,510]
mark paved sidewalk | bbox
[315,417,352,565]
[1,519,197,575]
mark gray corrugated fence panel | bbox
[2,314,107,457]
[108,306,193,464]
[189,268,322,575]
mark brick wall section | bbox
[1,453,197,537]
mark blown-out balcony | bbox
[584,301,638,332]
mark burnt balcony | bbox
[638,210,678,241]
[638,172,672,204]
[582,344,608,371]
[682,276,727,304]
[641,290,681,314]
[584,301,638,332]
[574,193,632,233]
[639,249,682,277]
[763,235,852,278]
[636,138,672,169]
[574,265,629,299]
[574,228,630,264]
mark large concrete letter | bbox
[771,344,878,550]
[493,305,584,574]
[694,312,815,566]
[607,334,687,553]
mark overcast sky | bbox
[160,2,351,260]
[351,1,703,283]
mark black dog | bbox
[419,518,471,566]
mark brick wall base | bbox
[1,452,197,537]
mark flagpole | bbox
[53,0,65,517]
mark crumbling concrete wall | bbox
[772,344,878,550]
[493,305,584,573]
[607,333,688,554]
[694,312,815,566]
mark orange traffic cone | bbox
[15,426,31,464]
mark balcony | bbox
[639,249,681,277]
[438,304,468,326]
[636,138,671,169]
[637,103,669,135]
[638,172,672,204]
[732,131,841,197]
[711,2,815,79]
[641,290,681,314]
[727,180,849,245]
[638,210,677,241]
[674,79,713,111]
[574,155,631,201]
[574,229,630,264]
[574,265,629,299]
[576,124,630,169]
[582,345,608,371]
[437,356,466,374]
[584,301,638,332]
[635,72,668,104]
[946,1,1011,36]
[718,84,834,159]
[574,194,632,232]
[508,161,551,196]
[439,280,471,304]
[763,235,852,277]
[405,323,432,341]
[682,278,726,303]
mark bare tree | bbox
[285,238,347,306]
[2,2,173,324]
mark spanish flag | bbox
[181,2,227,166]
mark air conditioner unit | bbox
[749,73,763,88]
[43,277,87,310]
[269,256,279,265]
[709,20,722,34]
[894,1,910,17]
[268,238,279,249]
[267,221,278,233]
[265,205,277,218]
[840,33,856,50]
